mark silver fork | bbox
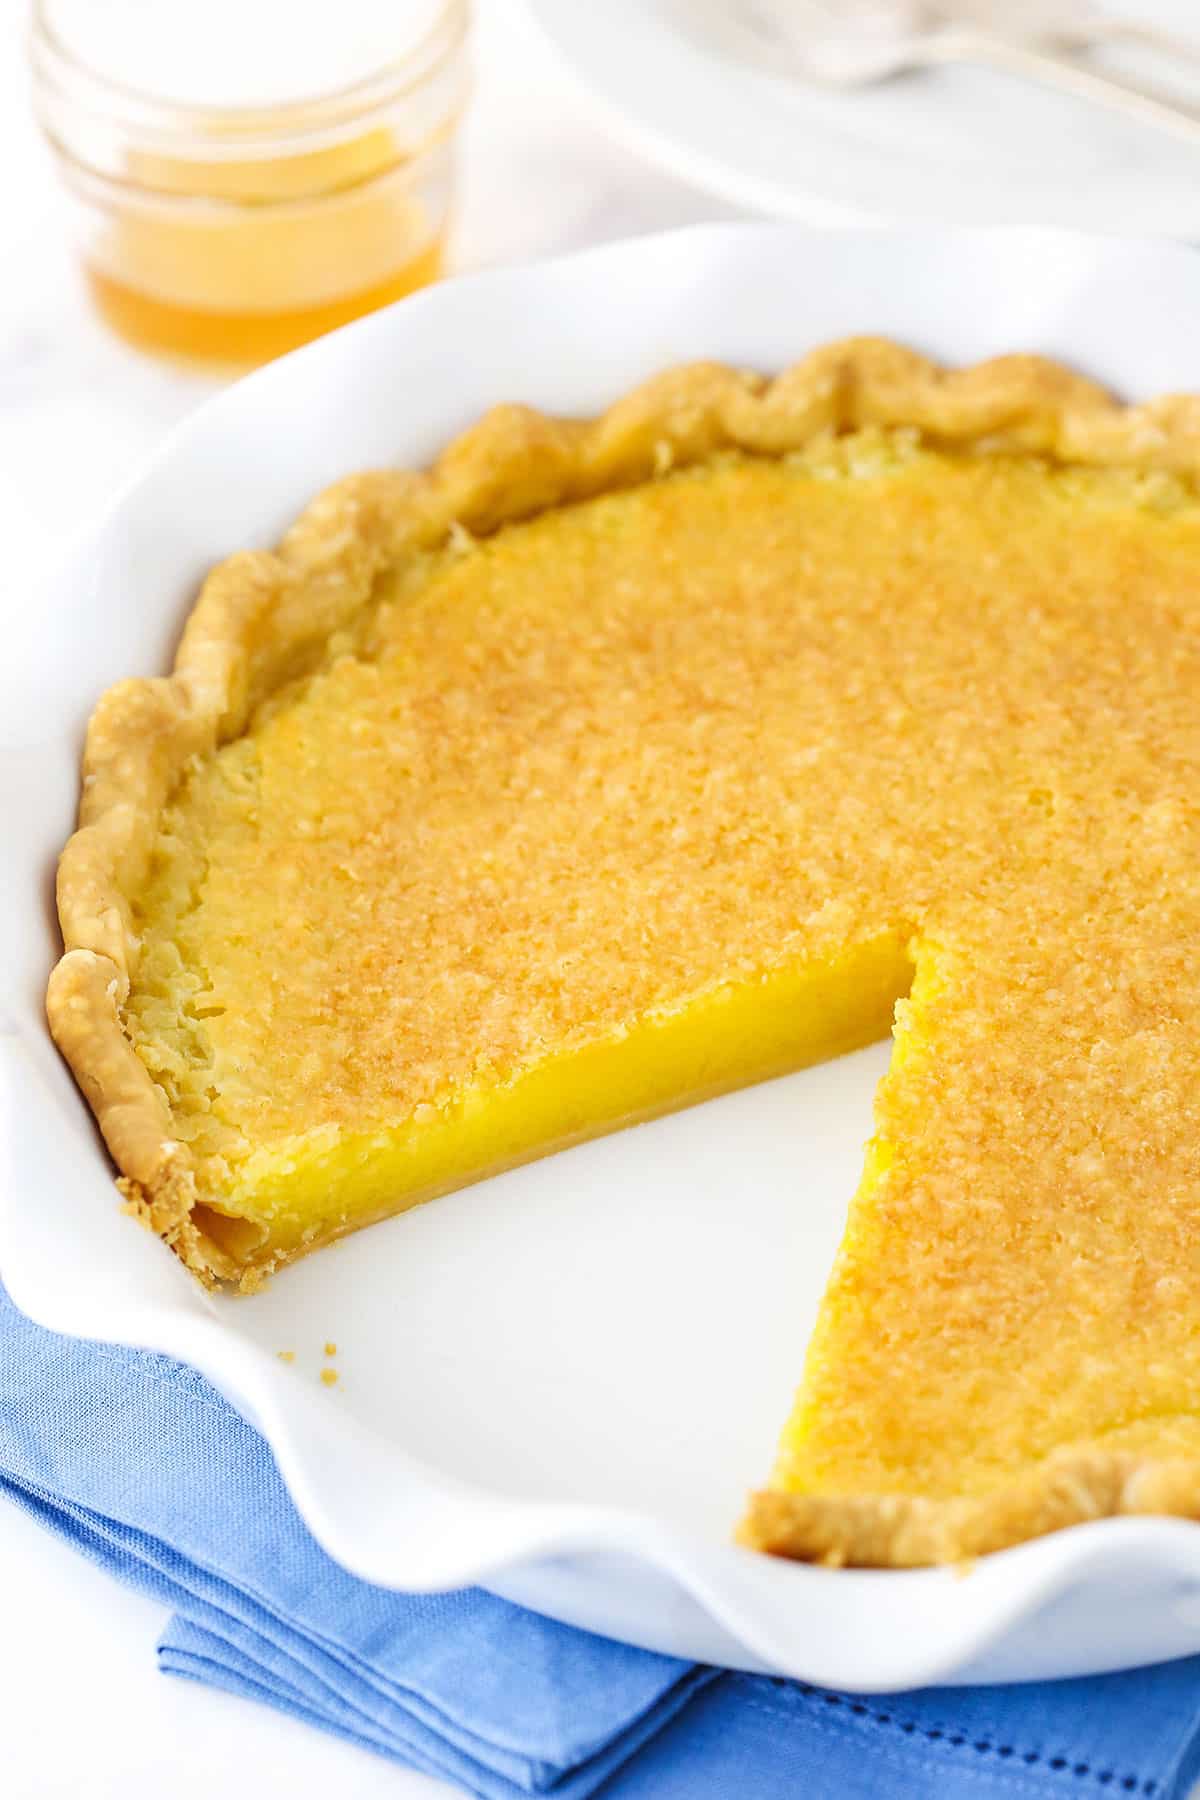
[761,0,1200,147]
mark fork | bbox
[762,0,1200,147]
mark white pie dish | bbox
[7,222,1200,1691]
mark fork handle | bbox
[1061,20,1200,76]
[926,26,1200,148]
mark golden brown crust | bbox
[46,336,1200,1553]
[739,1450,1200,1567]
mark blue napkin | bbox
[4,1280,1200,1799]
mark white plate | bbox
[516,0,1200,238]
[9,224,1200,1693]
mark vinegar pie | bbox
[49,340,1200,1567]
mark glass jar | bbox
[30,0,470,366]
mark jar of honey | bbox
[31,0,470,366]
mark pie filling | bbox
[60,396,1200,1562]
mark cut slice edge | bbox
[136,932,914,1284]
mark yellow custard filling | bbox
[121,432,1200,1512]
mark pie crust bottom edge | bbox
[739,1451,1200,1567]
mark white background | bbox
[0,3,742,1794]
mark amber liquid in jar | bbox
[33,0,468,366]
[88,242,444,366]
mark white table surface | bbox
[0,5,743,1795]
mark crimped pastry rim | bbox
[45,335,1200,1564]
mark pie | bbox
[48,339,1200,1567]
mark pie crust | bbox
[47,338,1200,1565]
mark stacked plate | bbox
[516,0,1200,237]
